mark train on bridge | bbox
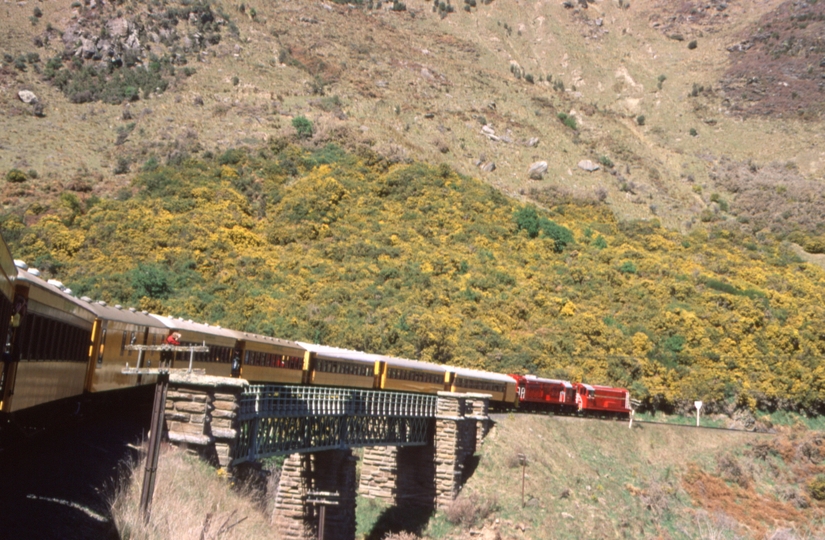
[0,236,631,419]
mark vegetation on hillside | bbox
[2,144,825,413]
[439,416,825,540]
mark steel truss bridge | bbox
[233,385,437,464]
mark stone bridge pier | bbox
[273,450,358,540]
[358,392,492,510]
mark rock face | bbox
[106,17,131,39]
[528,161,548,180]
[578,159,600,172]
[18,90,38,104]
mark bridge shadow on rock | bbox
[365,503,435,540]
[462,453,481,484]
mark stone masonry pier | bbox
[163,371,247,468]
[358,392,492,510]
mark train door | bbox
[231,341,244,378]
[0,290,28,412]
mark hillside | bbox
[1,0,824,234]
[421,414,825,539]
[2,145,825,414]
[109,414,825,539]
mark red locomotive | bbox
[572,383,632,417]
[509,374,632,418]
[509,374,575,413]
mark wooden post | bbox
[518,453,527,508]
[140,371,169,522]
[317,506,326,540]
[306,491,339,540]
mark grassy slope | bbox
[420,414,825,539]
[113,416,825,540]
[1,0,824,230]
[111,446,276,539]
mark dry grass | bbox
[443,492,498,529]
[710,159,825,238]
[110,445,275,540]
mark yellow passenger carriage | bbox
[1,268,96,412]
[447,366,517,405]
[232,331,305,384]
[298,343,379,389]
[82,300,168,392]
[378,355,447,394]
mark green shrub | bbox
[525,73,534,84]
[142,157,160,172]
[33,6,42,17]
[688,40,697,49]
[689,128,698,137]
[114,157,130,175]
[541,220,574,253]
[292,116,314,139]
[594,235,608,249]
[130,263,173,300]
[557,112,577,130]
[657,74,666,90]
[598,155,614,168]
[231,76,239,86]
[514,207,541,238]
[6,169,27,183]
[619,261,637,274]
[218,148,245,165]
[636,115,646,126]
[513,207,573,252]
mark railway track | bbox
[491,411,775,435]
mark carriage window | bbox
[388,368,442,384]
[317,359,370,377]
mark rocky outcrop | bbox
[528,161,548,180]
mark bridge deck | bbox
[234,385,437,464]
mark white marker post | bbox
[694,401,703,427]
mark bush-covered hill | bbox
[2,143,825,413]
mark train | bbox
[0,235,632,419]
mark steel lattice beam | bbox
[233,385,438,464]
